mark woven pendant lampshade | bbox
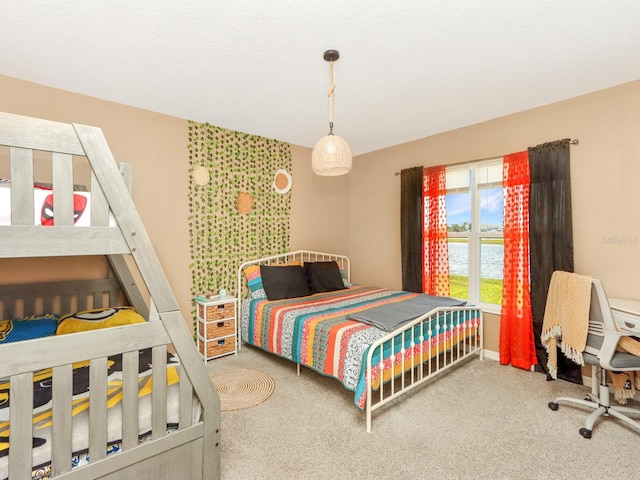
[312,134,352,176]
[312,49,352,176]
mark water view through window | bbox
[448,241,503,279]
[447,239,504,304]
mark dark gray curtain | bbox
[400,167,423,293]
[528,139,581,383]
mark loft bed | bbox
[0,112,220,480]
[237,250,484,432]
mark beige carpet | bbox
[208,345,640,480]
[210,368,275,411]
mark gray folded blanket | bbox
[348,294,466,332]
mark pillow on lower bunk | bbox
[0,314,59,344]
[304,261,348,294]
[260,264,311,301]
[56,306,145,335]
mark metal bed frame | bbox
[237,250,483,432]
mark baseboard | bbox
[482,349,594,387]
[482,349,499,362]
[482,351,570,375]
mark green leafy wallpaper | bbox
[187,121,292,309]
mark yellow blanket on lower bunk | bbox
[0,349,191,480]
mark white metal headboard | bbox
[236,250,350,302]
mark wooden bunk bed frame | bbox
[237,250,484,432]
[0,112,220,480]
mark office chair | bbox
[548,278,640,438]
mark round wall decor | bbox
[237,191,254,214]
[273,169,292,194]
[193,165,210,185]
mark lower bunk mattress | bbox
[0,348,194,480]
[241,284,481,410]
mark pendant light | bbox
[311,49,352,176]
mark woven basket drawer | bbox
[199,336,235,358]
[199,302,235,320]
[199,319,235,338]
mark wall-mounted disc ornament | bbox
[193,165,210,186]
[237,191,254,214]
[273,169,292,194]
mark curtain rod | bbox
[394,138,579,176]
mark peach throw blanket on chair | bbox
[541,271,592,379]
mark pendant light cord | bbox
[328,60,335,134]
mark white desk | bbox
[609,297,640,316]
[609,297,640,331]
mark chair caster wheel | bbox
[579,428,592,439]
[548,402,559,411]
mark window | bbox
[446,159,503,309]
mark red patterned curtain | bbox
[500,151,536,369]
[422,166,450,296]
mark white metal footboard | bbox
[365,306,483,432]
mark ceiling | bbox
[3,1,640,155]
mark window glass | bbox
[448,238,469,300]
[445,160,503,307]
[446,191,471,232]
[479,186,503,233]
[480,238,504,304]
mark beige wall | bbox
[350,79,640,352]
[289,145,350,254]
[3,74,640,355]
[0,75,349,330]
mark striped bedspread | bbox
[241,285,479,410]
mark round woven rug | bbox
[210,369,275,411]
